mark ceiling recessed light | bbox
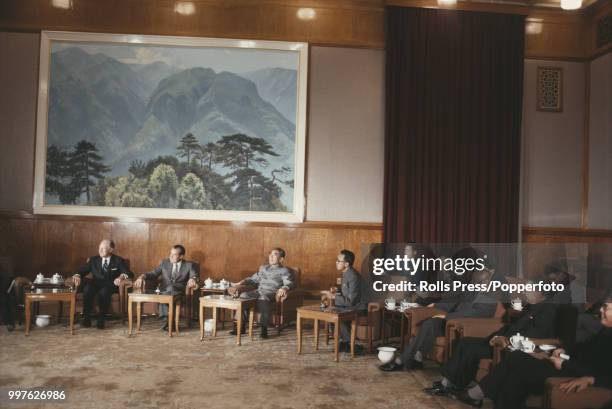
[297,8,316,21]
[561,0,582,10]
[437,0,457,6]
[174,2,195,16]
[51,0,72,9]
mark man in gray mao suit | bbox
[228,248,295,339]
[134,244,199,330]
[379,269,496,371]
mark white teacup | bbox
[511,298,523,311]
[385,298,396,309]
[521,339,535,353]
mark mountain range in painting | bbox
[45,46,298,212]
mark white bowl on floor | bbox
[35,315,51,328]
[377,346,397,364]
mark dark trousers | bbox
[239,299,271,329]
[82,281,115,322]
[340,310,367,343]
[400,317,446,363]
[480,350,576,409]
[442,337,492,389]
[0,293,16,326]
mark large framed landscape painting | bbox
[33,31,308,222]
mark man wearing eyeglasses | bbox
[323,249,366,353]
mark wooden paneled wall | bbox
[0,213,382,292]
[0,0,609,58]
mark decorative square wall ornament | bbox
[536,66,563,113]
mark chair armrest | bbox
[404,307,447,337]
[449,318,504,338]
[530,338,562,347]
[545,378,612,409]
[185,284,200,296]
[14,276,32,288]
[276,287,307,303]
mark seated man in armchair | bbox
[227,248,295,339]
[457,291,612,409]
[71,239,133,329]
[134,244,199,331]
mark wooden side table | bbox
[127,291,182,337]
[381,307,409,350]
[297,305,358,362]
[199,295,256,345]
[24,288,76,336]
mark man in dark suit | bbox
[322,249,366,353]
[379,269,497,371]
[424,286,557,396]
[72,239,132,329]
[134,244,199,330]
[457,292,612,409]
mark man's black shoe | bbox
[378,361,403,372]
[423,384,450,397]
[96,320,105,329]
[6,324,15,332]
[260,327,268,339]
[453,392,483,408]
[81,318,92,328]
[162,324,177,332]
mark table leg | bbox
[199,304,204,341]
[400,314,405,351]
[381,310,386,345]
[212,307,217,337]
[175,303,180,336]
[296,312,302,354]
[236,305,242,346]
[326,323,330,345]
[168,300,174,337]
[136,302,142,332]
[248,307,254,340]
[128,300,133,336]
[334,320,340,362]
[69,297,75,335]
[25,298,31,336]
[58,301,63,324]
[350,319,356,358]
[314,319,319,351]
[221,308,225,330]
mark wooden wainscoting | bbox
[0,212,383,292]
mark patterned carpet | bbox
[0,319,486,409]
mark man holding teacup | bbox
[424,283,556,397]
[456,291,612,409]
[321,249,366,353]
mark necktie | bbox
[103,259,109,272]
[171,263,177,281]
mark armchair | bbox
[403,306,448,363]
[132,274,194,318]
[271,267,306,333]
[544,377,612,409]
